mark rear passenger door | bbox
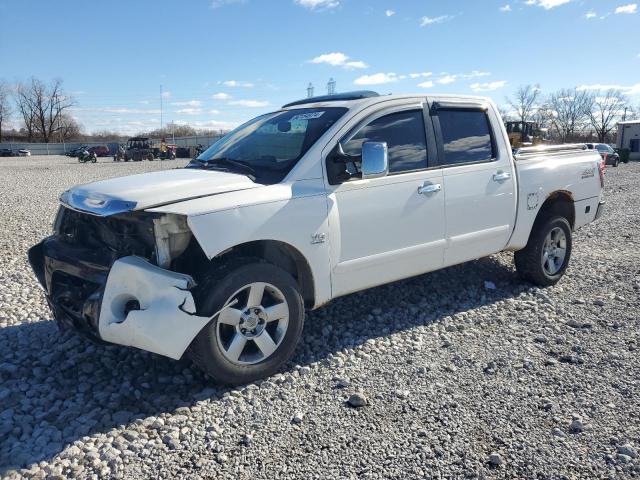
[429,101,516,266]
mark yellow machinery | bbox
[505,121,547,148]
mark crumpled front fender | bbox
[98,256,211,360]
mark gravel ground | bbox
[1,155,639,479]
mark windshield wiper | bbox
[193,157,257,180]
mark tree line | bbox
[0,78,228,144]
[504,84,638,144]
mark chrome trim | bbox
[60,189,138,217]
[492,171,511,182]
[418,183,442,195]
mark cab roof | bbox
[281,90,492,111]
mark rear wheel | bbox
[147,153,154,161]
[189,260,304,385]
[514,216,572,286]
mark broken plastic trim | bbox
[99,256,243,360]
[98,256,211,360]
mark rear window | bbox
[438,109,495,165]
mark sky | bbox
[0,0,639,135]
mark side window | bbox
[343,110,428,174]
[437,109,495,165]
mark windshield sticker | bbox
[290,112,325,121]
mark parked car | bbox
[88,145,110,157]
[585,143,620,167]
[28,91,605,385]
[66,145,88,157]
[18,149,30,157]
[0,148,14,157]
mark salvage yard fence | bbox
[0,134,224,156]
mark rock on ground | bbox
[0,156,639,479]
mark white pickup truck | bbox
[29,91,605,384]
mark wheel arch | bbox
[534,190,575,230]
[211,239,316,309]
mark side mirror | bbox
[361,141,388,179]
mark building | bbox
[616,120,640,161]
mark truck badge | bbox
[311,233,326,244]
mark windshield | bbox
[189,107,347,184]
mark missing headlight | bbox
[153,214,192,268]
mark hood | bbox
[61,168,260,216]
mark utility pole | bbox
[307,82,314,98]
[160,84,164,134]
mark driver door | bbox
[325,105,446,297]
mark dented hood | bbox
[61,168,260,216]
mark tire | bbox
[188,259,304,385]
[147,153,154,161]
[514,215,572,287]
[614,158,620,167]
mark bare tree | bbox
[547,88,593,143]
[497,106,512,121]
[14,78,74,143]
[57,113,83,141]
[506,84,541,140]
[586,89,628,142]
[0,80,11,143]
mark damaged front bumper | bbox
[28,237,211,360]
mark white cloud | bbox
[438,75,457,85]
[208,109,221,115]
[420,15,453,26]
[175,108,203,115]
[462,70,491,78]
[577,82,640,95]
[500,5,512,11]
[310,52,368,69]
[222,80,254,87]
[527,0,571,9]
[212,93,232,100]
[353,72,400,85]
[585,10,597,18]
[615,3,637,14]
[409,72,432,78]
[418,81,434,88]
[385,9,395,16]
[170,100,202,107]
[228,99,270,107]
[295,0,339,10]
[470,80,508,92]
[72,107,162,115]
[161,91,171,98]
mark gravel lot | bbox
[1,155,639,479]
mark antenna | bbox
[327,78,336,95]
[307,82,314,98]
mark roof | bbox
[618,120,640,125]
[281,91,492,110]
[282,91,379,108]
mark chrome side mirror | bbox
[361,141,388,179]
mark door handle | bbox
[493,171,511,182]
[418,183,442,195]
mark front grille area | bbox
[57,207,157,261]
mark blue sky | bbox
[0,0,638,134]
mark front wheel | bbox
[188,261,304,385]
[514,216,572,286]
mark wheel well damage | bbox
[210,240,316,308]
